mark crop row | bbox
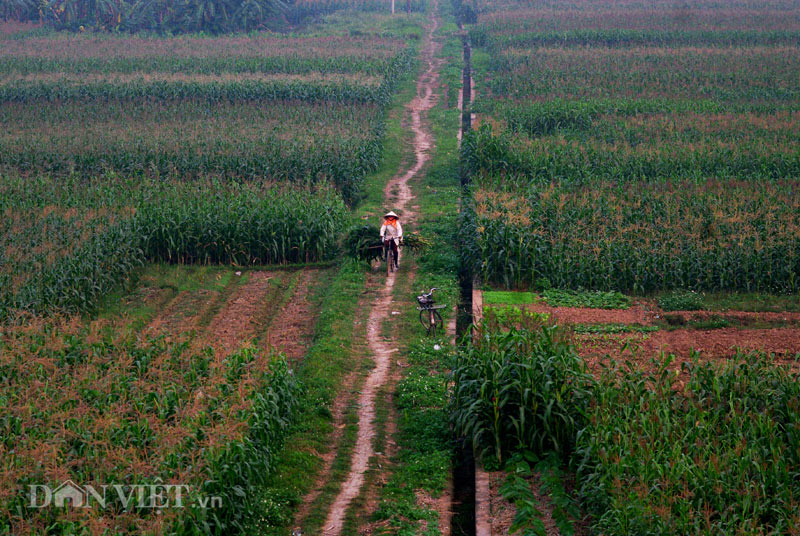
[0,36,411,81]
[470,0,800,48]
[0,34,404,61]
[0,177,346,319]
[462,125,800,185]
[472,28,800,49]
[472,0,800,11]
[1,122,384,204]
[0,317,299,534]
[478,13,800,35]
[482,46,800,104]
[580,354,800,535]
[463,177,800,293]
[482,98,800,138]
[0,76,393,104]
[0,55,396,76]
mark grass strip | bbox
[247,260,366,534]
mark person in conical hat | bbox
[380,211,403,270]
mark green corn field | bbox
[0,316,300,534]
[3,0,800,534]
[452,306,800,535]
[458,1,800,533]
[578,353,800,535]
[0,177,347,320]
[463,176,800,293]
[451,309,594,464]
[464,0,800,295]
[0,31,414,204]
[0,12,415,320]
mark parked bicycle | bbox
[417,287,446,337]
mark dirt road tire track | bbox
[321,5,444,535]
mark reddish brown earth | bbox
[208,271,277,356]
[146,288,221,336]
[578,327,800,372]
[265,270,320,364]
[525,302,656,325]
[486,470,515,536]
[639,327,800,359]
[517,301,800,368]
[524,302,800,327]
[144,270,328,363]
[485,470,564,536]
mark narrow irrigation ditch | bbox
[452,18,477,535]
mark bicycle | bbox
[383,238,398,276]
[417,287,446,337]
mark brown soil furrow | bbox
[206,271,277,356]
[146,289,220,336]
[264,270,318,364]
[485,470,562,536]
[522,302,800,327]
[323,4,443,535]
[578,327,800,362]
[523,303,656,325]
[641,327,800,359]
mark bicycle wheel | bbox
[386,247,394,275]
[419,309,444,336]
[419,309,431,332]
[429,309,443,337]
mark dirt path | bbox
[382,10,442,220]
[322,7,443,536]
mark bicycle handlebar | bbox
[419,287,438,298]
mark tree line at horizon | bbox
[0,0,393,33]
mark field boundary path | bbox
[320,5,443,535]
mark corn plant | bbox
[464,176,800,293]
[450,309,595,464]
[0,317,300,535]
[576,353,800,535]
[0,177,347,320]
[137,181,347,266]
[462,124,800,185]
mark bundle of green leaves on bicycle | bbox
[344,217,431,271]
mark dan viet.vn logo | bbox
[29,480,223,510]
